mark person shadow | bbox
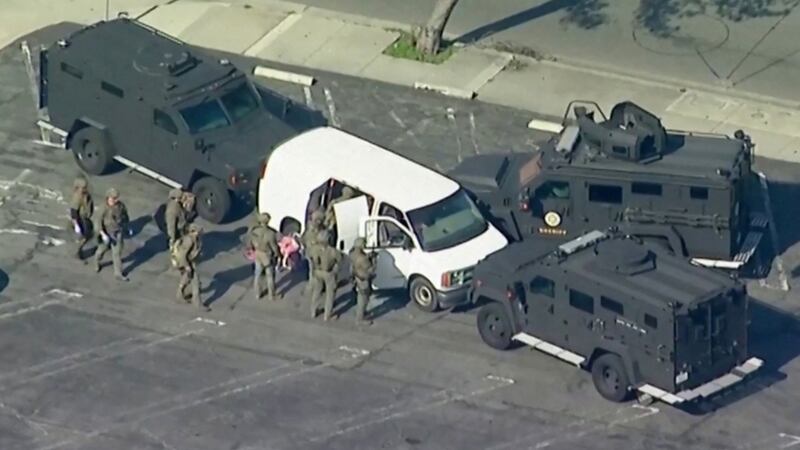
[199,227,247,263]
[123,213,168,275]
[203,264,253,306]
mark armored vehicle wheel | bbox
[410,277,439,312]
[477,302,513,350]
[591,353,631,402]
[70,127,112,175]
[192,177,231,224]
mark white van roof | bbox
[268,127,460,211]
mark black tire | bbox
[591,353,631,402]
[70,126,113,175]
[192,177,231,224]
[410,277,439,313]
[280,218,301,235]
[477,302,513,350]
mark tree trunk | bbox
[416,0,460,55]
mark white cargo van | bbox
[258,127,508,312]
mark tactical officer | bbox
[349,237,375,325]
[69,176,94,260]
[173,224,208,311]
[94,188,130,281]
[301,210,325,295]
[310,230,341,321]
[324,186,356,229]
[181,191,197,225]
[248,213,280,302]
[164,188,185,249]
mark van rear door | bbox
[333,195,370,253]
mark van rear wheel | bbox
[410,277,439,312]
[192,177,231,224]
[70,127,112,175]
[477,302,513,350]
[591,353,631,402]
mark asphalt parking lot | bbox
[0,23,799,450]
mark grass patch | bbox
[383,31,455,65]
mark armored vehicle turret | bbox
[470,230,763,406]
[450,101,767,270]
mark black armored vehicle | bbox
[471,230,763,406]
[36,18,320,222]
[449,101,766,270]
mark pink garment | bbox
[279,234,300,256]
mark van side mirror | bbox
[402,237,413,251]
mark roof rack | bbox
[558,230,608,255]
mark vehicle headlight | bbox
[441,267,474,288]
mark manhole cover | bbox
[632,14,729,56]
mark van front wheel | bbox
[410,277,439,313]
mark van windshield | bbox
[179,99,230,134]
[407,189,488,252]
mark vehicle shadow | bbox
[762,179,800,255]
[203,264,252,306]
[366,290,411,320]
[0,269,8,295]
[684,297,800,414]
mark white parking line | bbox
[12,169,32,184]
[0,299,69,321]
[756,171,789,291]
[0,228,65,246]
[532,405,659,449]
[446,107,464,163]
[323,88,341,128]
[0,179,64,203]
[303,86,314,108]
[20,220,65,231]
[489,404,660,450]
[35,348,367,450]
[0,319,199,384]
[306,374,515,443]
[2,327,205,389]
[469,112,481,154]
[738,433,800,449]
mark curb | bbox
[413,82,475,100]
[253,66,315,86]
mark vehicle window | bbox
[588,184,622,204]
[535,180,570,200]
[379,203,409,228]
[378,221,411,248]
[529,276,555,298]
[569,289,594,314]
[179,99,231,134]
[631,182,662,196]
[690,186,709,200]
[612,146,628,156]
[60,62,83,79]
[601,296,624,315]
[644,313,658,329]
[153,109,178,135]
[220,83,259,123]
[101,81,123,98]
[406,189,488,253]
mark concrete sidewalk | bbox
[135,0,800,163]
[1,0,798,163]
